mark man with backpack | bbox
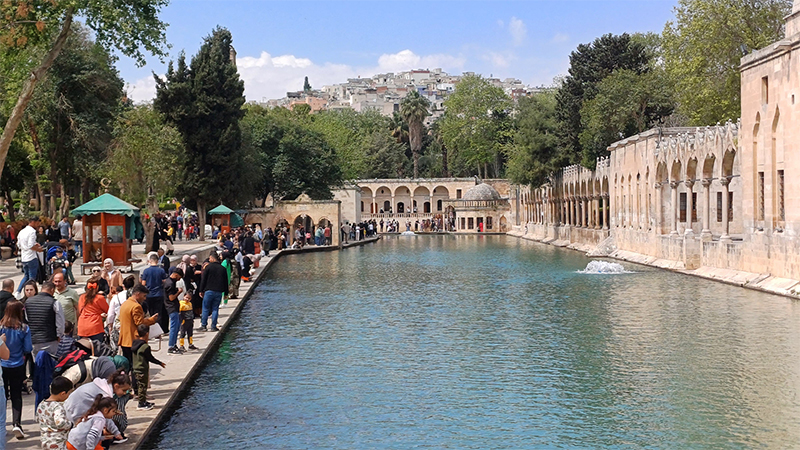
[26,281,65,357]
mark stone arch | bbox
[413,186,430,197]
[752,112,761,221]
[772,107,783,224]
[722,149,736,178]
[702,155,716,180]
[375,185,391,196]
[670,160,682,182]
[394,186,410,197]
[686,158,698,182]
[656,161,668,183]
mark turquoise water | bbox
[148,236,800,449]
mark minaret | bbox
[230,46,237,68]
[786,1,800,36]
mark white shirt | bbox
[17,225,38,262]
[72,220,83,240]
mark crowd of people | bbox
[0,215,269,449]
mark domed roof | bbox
[463,183,502,201]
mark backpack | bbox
[53,349,89,378]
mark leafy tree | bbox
[662,0,790,125]
[440,75,513,178]
[506,91,561,187]
[106,104,184,210]
[579,69,674,168]
[25,24,125,217]
[241,105,343,203]
[272,124,342,200]
[0,0,169,182]
[363,131,407,178]
[400,90,430,178]
[303,76,311,92]
[155,27,246,239]
[555,33,649,166]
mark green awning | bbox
[71,193,140,217]
[231,213,244,228]
[208,204,234,215]
[71,193,144,241]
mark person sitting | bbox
[66,395,122,450]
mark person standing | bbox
[76,276,109,342]
[164,267,184,354]
[157,248,170,272]
[0,300,32,439]
[58,217,71,244]
[71,215,83,257]
[118,285,157,392]
[16,216,44,294]
[52,272,79,334]
[140,252,167,319]
[101,258,123,293]
[198,252,228,332]
[25,281,65,357]
[0,279,14,319]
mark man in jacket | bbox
[118,284,158,392]
[0,279,14,319]
[26,281,65,356]
[198,252,228,332]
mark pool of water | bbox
[148,235,800,449]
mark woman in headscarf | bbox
[102,258,123,293]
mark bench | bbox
[0,246,12,260]
[80,258,142,275]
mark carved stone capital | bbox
[720,177,730,187]
[701,178,712,187]
[684,180,694,189]
[670,181,679,189]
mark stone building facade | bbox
[512,2,800,290]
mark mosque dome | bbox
[463,183,502,201]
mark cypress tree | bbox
[154,27,246,240]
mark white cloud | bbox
[552,33,570,44]
[481,51,516,69]
[127,75,158,104]
[128,49,467,103]
[509,17,527,46]
[376,49,465,73]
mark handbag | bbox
[15,256,22,272]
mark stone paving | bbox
[2,236,380,449]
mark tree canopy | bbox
[662,0,791,125]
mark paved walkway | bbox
[3,236,380,449]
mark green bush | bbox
[159,202,176,211]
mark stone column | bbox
[594,196,601,230]
[602,194,610,230]
[684,180,694,236]
[582,197,588,228]
[391,195,396,215]
[670,181,679,236]
[720,178,731,242]
[700,179,712,239]
[373,195,377,216]
[654,182,662,234]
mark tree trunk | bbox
[441,142,448,178]
[197,200,207,241]
[0,9,74,181]
[81,179,90,205]
[410,121,422,179]
[4,188,14,222]
[59,184,70,218]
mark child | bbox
[56,322,75,360]
[49,247,68,277]
[179,293,196,351]
[132,324,165,410]
[66,395,122,450]
[37,376,74,450]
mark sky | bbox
[119,0,679,103]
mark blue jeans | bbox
[0,381,5,450]
[73,240,82,256]
[17,259,38,292]
[169,311,180,347]
[201,291,223,329]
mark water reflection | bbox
[149,236,800,449]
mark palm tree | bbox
[400,90,430,178]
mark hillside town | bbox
[264,68,538,124]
